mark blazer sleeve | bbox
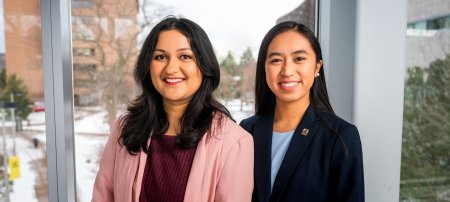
[215,134,254,202]
[91,121,120,202]
[329,125,365,202]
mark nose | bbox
[280,60,294,77]
[164,57,180,74]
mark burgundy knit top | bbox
[139,135,197,202]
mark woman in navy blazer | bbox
[240,21,364,202]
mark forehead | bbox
[155,29,191,49]
[267,30,314,53]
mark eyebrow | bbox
[267,49,308,57]
[154,48,192,52]
[292,49,308,55]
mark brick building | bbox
[3,0,138,104]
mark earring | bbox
[315,73,320,77]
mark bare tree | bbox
[72,0,173,126]
[238,60,256,111]
[237,47,256,111]
[215,68,234,105]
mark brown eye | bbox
[154,55,166,60]
[270,58,283,64]
[179,54,193,60]
[294,56,306,62]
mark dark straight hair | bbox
[119,16,232,154]
[255,21,334,115]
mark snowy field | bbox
[0,99,254,201]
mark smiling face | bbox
[265,30,322,107]
[150,29,203,106]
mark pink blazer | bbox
[92,116,254,202]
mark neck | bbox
[273,98,310,132]
[163,100,189,136]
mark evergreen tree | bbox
[0,69,32,120]
[239,47,255,68]
[220,51,238,76]
[401,54,450,200]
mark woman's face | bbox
[150,29,203,106]
[265,30,322,106]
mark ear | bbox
[315,60,323,74]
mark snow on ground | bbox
[8,138,41,202]
[74,111,109,135]
[1,99,254,201]
[75,135,108,202]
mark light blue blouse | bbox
[271,130,295,192]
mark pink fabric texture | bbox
[92,116,254,202]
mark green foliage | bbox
[220,51,238,76]
[401,55,450,200]
[239,47,255,67]
[0,69,32,119]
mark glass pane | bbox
[0,0,48,201]
[401,0,450,201]
[72,0,315,201]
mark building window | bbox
[407,15,450,30]
[72,16,95,25]
[73,64,97,72]
[72,29,95,41]
[73,64,97,73]
[72,0,94,9]
[73,48,95,56]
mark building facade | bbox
[405,0,450,68]
[3,0,138,104]
[276,0,316,32]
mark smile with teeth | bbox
[280,81,299,88]
[164,78,184,84]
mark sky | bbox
[149,0,304,59]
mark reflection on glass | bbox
[1,0,48,201]
[401,0,450,201]
[72,0,313,201]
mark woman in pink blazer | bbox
[92,16,254,202]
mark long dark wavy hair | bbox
[119,16,232,154]
[255,21,334,116]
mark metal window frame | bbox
[318,0,407,201]
[41,0,77,201]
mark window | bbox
[0,0,49,201]
[70,0,310,201]
[407,15,450,30]
[401,1,450,201]
[73,48,95,56]
[72,0,94,9]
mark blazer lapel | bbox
[270,106,318,202]
[184,134,207,202]
[253,114,274,202]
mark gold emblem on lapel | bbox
[301,128,309,136]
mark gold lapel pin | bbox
[301,128,309,136]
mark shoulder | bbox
[239,115,258,133]
[316,112,363,160]
[317,111,359,137]
[212,115,253,148]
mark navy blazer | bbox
[239,106,364,202]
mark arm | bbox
[215,134,254,202]
[91,121,120,202]
[329,125,365,202]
